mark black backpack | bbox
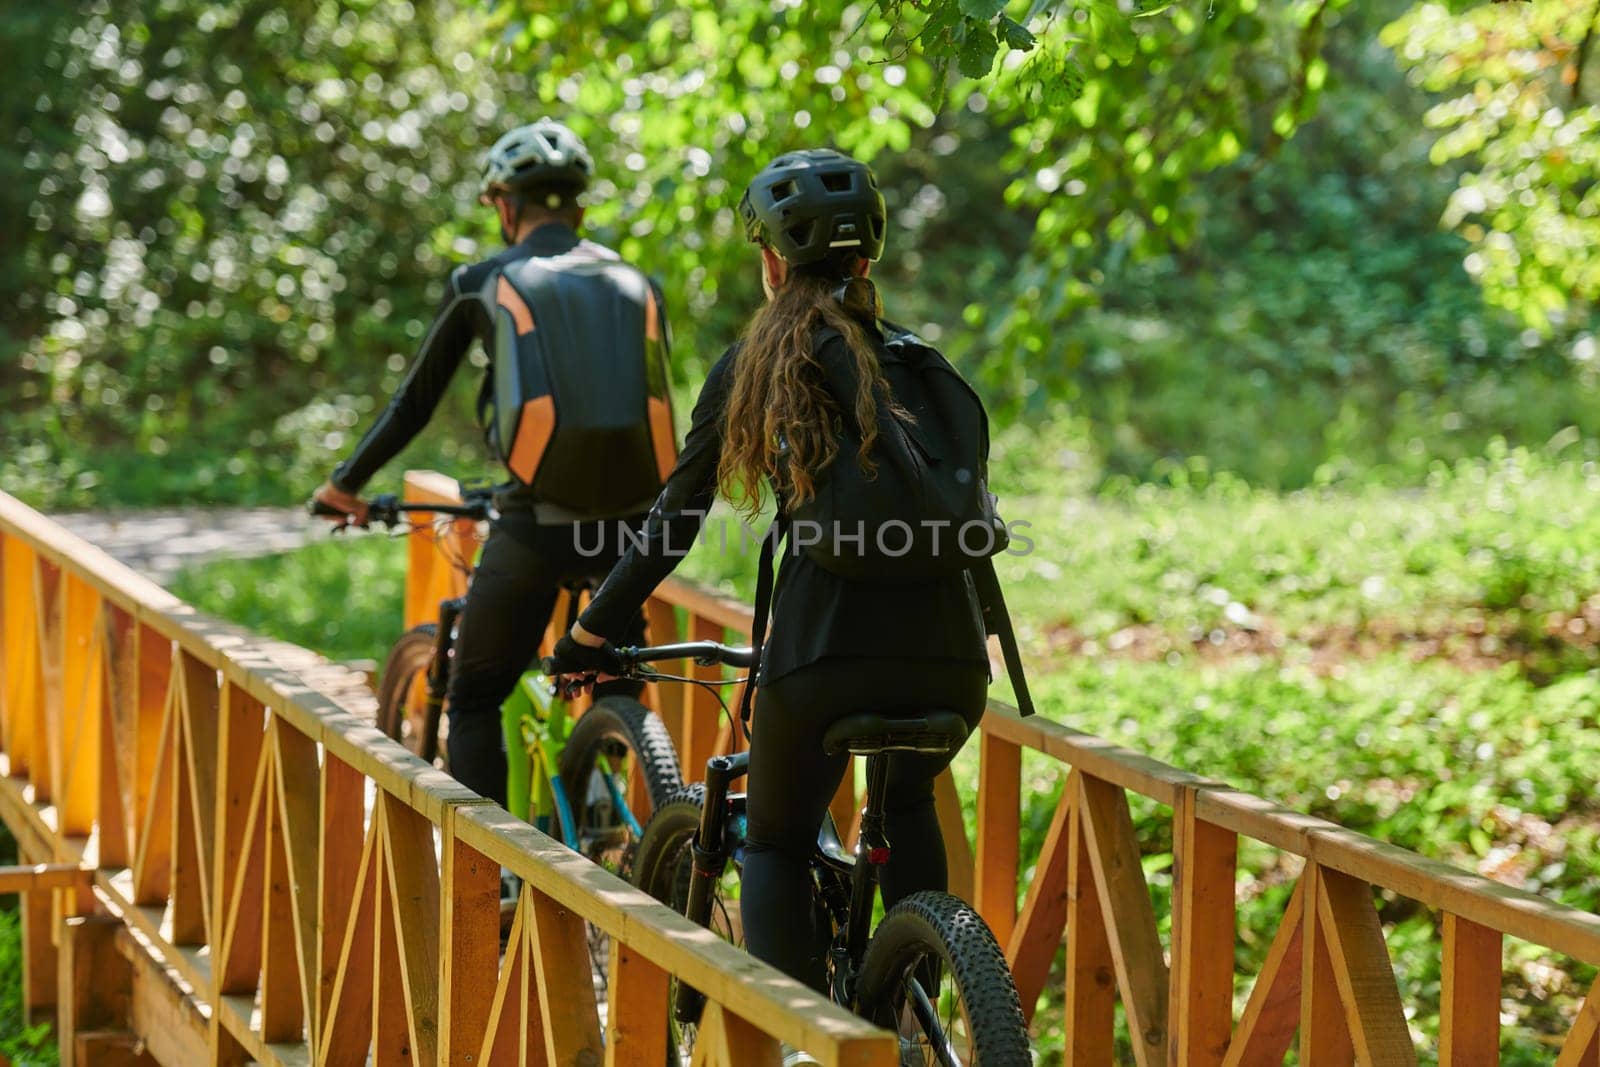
[483,243,677,522]
[743,319,1036,721]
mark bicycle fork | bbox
[675,750,749,1025]
[421,597,464,764]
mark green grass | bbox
[164,441,1600,1062]
[167,531,411,666]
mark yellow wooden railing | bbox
[0,487,898,1066]
[398,473,1600,1065]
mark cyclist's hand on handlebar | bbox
[545,634,623,692]
[310,481,369,528]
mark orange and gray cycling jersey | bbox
[330,221,672,517]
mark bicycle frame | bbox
[674,747,897,1023]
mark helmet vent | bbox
[785,221,815,248]
[769,179,798,203]
[820,171,854,193]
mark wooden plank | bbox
[690,1002,783,1066]
[1171,793,1237,1067]
[114,924,211,1067]
[97,603,136,868]
[317,753,364,1035]
[133,624,171,863]
[1300,866,1355,1066]
[58,915,130,1066]
[318,813,379,1066]
[36,557,63,802]
[978,702,1200,808]
[1440,913,1501,1066]
[527,885,604,1066]
[1,532,42,777]
[477,890,531,1067]
[933,770,974,904]
[260,767,303,1043]
[440,814,500,1066]
[0,863,92,892]
[21,882,57,1023]
[211,681,263,957]
[72,1031,157,1066]
[1558,991,1600,1067]
[272,719,322,1036]
[1078,773,1169,1066]
[216,741,269,995]
[1222,879,1305,1067]
[1316,868,1417,1066]
[372,817,412,1066]
[1006,778,1074,1020]
[1064,787,1115,1065]
[381,793,442,1066]
[606,942,670,1067]
[974,731,1020,947]
[58,576,101,835]
[170,710,206,946]
[454,805,897,1059]
[131,656,177,904]
[179,650,223,943]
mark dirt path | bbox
[50,507,314,585]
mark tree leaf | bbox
[1089,0,1137,65]
[959,0,1007,19]
[958,20,1001,77]
[1000,15,1037,51]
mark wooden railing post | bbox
[974,731,1020,946]
[1171,788,1237,1067]
[1440,913,1502,1066]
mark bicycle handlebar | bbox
[539,640,755,680]
[308,490,495,528]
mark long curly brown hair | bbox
[718,265,894,517]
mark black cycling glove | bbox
[547,635,624,677]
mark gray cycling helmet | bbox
[738,148,886,266]
[480,119,593,196]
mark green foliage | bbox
[169,532,408,664]
[1383,0,1600,330]
[0,828,58,1064]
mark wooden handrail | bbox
[389,472,1600,1062]
[0,487,897,1066]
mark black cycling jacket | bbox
[579,329,989,685]
[330,222,665,514]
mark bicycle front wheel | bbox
[854,891,1031,1067]
[558,696,682,874]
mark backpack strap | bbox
[738,514,787,737]
[971,558,1037,718]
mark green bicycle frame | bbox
[501,675,578,840]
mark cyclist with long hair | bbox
[547,150,991,1019]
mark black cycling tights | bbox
[446,520,644,806]
[742,658,988,993]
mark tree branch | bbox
[1572,0,1600,107]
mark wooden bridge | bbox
[2,474,1599,1065]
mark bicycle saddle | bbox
[821,710,970,756]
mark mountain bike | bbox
[313,489,682,872]
[564,640,1031,1066]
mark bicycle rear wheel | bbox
[853,891,1031,1066]
[376,623,446,767]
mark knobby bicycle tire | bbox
[375,623,444,765]
[854,890,1031,1066]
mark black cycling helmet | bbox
[738,148,886,267]
[480,119,593,197]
